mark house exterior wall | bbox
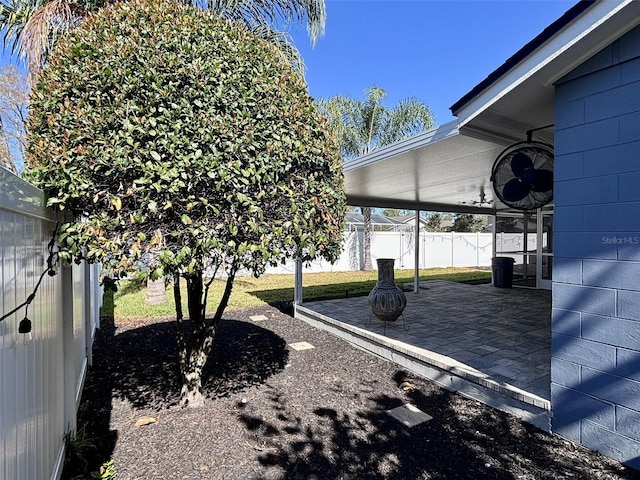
[552,24,640,469]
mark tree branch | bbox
[211,263,237,332]
[173,271,188,372]
[201,260,220,320]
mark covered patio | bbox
[293,0,594,432]
[291,38,558,430]
[291,29,559,430]
[296,281,551,430]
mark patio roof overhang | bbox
[344,121,507,214]
[344,0,640,214]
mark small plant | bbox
[91,460,116,479]
[63,423,95,470]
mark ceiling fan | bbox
[461,186,494,207]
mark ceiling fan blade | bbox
[510,152,534,177]
[502,178,530,202]
[528,168,554,192]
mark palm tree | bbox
[317,85,434,270]
[0,0,326,82]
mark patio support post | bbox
[523,212,529,281]
[491,214,496,258]
[294,257,303,305]
[414,208,420,293]
[491,215,496,286]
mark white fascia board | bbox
[455,0,636,128]
[343,120,459,172]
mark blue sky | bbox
[1,0,577,125]
[288,0,577,125]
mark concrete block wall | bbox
[552,24,640,469]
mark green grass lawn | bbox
[104,267,491,319]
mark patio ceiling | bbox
[344,122,508,214]
[344,0,640,215]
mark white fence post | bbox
[84,260,94,366]
[451,233,455,267]
[62,265,77,436]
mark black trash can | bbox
[491,257,515,288]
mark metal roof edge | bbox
[343,120,460,172]
[345,195,497,215]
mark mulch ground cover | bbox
[65,305,640,480]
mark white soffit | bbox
[343,122,506,213]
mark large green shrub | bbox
[26,0,345,405]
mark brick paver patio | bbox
[298,281,551,411]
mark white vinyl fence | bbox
[264,230,494,274]
[1,168,102,480]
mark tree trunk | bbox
[362,206,373,271]
[174,269,236,408]
[178,326,213,408]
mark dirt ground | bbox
[65,305,640,480]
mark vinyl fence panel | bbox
[264,231,494,274]
[1,169,101,480]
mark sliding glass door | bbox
[494,208,552,289]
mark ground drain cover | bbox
[386,404,432,428]
[249,315,268,322]
[288,341,315,351]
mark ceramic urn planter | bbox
[368,258,407,322]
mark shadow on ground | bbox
[62,314,288,479]
[248,282,369,307]
[236,375,509,479]
[65,306,640,480]
[239,370,640,480]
